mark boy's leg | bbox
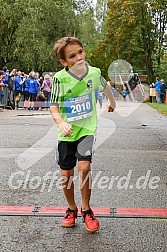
[76,135,94,210]
[100,99,102,108]
[78,160,100,232]
[78,160,91,211]
[61,168,78,228]
[61,168,77,210]
[58,140,78,228]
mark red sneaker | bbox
[61,208,78,228]
[81,208,100,232]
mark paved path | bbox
[0,101,166,251]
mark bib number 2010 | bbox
[65,93,93,122]
[71,101,91,114]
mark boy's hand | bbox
[107,104,114,112]
[58,122,73,137]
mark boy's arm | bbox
[50,105,72,137]
[103,82,116,112]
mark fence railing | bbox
[0,86,15,109]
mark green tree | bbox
[0,0,25,68]
[0,0,82,72]
[105,0,167,83]
[82,0,111,78]
[15,0,78,72]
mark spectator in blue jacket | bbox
[3,66,9,85]
[97,89,103,108]
[14,71,25,109]
[153,76,161,104]
[122,87,128,101]
[0,71,5,105]
[23,73,30,110]
[29,71,38,110]
[160,79,166,103]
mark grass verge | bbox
[147,102,167,116]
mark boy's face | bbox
[60,44,86,69]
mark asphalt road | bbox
[0,101,166,252]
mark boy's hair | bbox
[53,37,83,60]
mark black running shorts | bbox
[56,135,95,170]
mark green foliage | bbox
[105,0,167,83]
[0,0,88,72]
[0,0,167,83]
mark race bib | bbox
[64,93,93,122]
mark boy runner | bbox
[50,37,116,232]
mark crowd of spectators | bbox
[151,76,166,104]
[0,66,53,111]
[0,66,166,112]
